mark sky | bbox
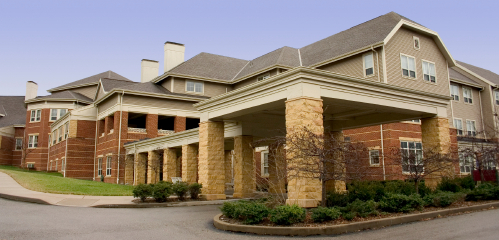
[1,0,498,96]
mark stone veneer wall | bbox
[182,144,198,183]
[198,121,226,200]
[233,135,255,198]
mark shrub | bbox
[424,191,465,207]
[379,193,424,213]
[342,211,356,221]
[383,180,430,197]
[172,182,189,201]
[311,207,341,223]
[270,204,306,225]
[456,176,475,190]
[465,183,499,201]
[152,181,173,202]
[437,177,462,193]
[220,201,240,218]
[219,201,269,224]
[326,191,350,207]
[341,199,379,218]
[133,184,153,202]
[348,181,385,201]
[188,183,203,199]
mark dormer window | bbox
[363,52,374,76]
[400,54,416,78]
[413,36,420,50]
[186,81,203,94]
[257,73,270,81]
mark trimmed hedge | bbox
[132,181,203,202]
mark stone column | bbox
[163,148,177,182]
[285,97,324,208]
[224,150,233,187]
[182,144,198,183]
[325,131,346,192]
[233,135,255,198]
[198,121,226,200]
[147,151,160,184]
[135,152,147,185]
[421,117,452,188]
[124,154,134,185]
[268,144,286,195]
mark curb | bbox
[213,202,499,236]
[0,193,50,205]
[92,199,239,208]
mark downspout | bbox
[93,105,99,181]
[64,115,70,177]
[371,46,380,82]
[479,90,487,140]
[117,91,124,184]
[380,124,386,180]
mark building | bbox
[0,12,498,207]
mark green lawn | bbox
[0,165,133,196]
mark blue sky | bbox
[1,0,498,96]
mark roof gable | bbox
[0,96,27,128]
[456,60,499,86]
[48,71,132,92]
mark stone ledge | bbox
[213,202,499,236]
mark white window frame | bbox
[98,158,103,176]
[450,84,460,101]
[422,60,436,83]
[413,36,420,50]
[52,131,57,145]
[30,109,41,122]
[58,127,63,142]
[185,81,203,94]
[400,54,416,79]
[495,91,499,105]
[261,151,269,177]
[363,52,374,77]
[369,149,380,165]
[466,120,476,137]
[463,87,473,104]
[459,153,474,174]
[50,109,68,121]
[106,156,112,176]
[15,138,23,150]
[401,140,423,174]
[453,118,463,136]
[28,135,38,148]
[257,73,271,81]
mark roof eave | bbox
[25,98,93,104]
[450,78,484,90]
[310,42,385,69]
[455,64,498,87]
[47,82,99,93]
[94,89,207,106]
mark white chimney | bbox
[25,81,38,101]
[141,59,159,83]
[164,42,185,73]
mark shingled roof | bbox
[49,70,132,92]
[457,60,499,86]
[0,96,27,128]
[100,78,137,92]
[115,82,209,99]
[233,46,300,80]
[449,67,480,87]
[29,90,93,103]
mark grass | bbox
[0,165,133,196]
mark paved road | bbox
[0,198,498,240]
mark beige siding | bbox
[385,27,449,96]
[68,85,98,99]
[450,83,484,136]
[171,77,229,97]
[318,47,382,82]
[96,86,106,100]
[160,77,172,92]
[123,95,197,111]
[233,69,279,90]
[98,95,119,113]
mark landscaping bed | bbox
[0,165,133,196]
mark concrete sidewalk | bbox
[0,172,233,208]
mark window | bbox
[401,141,423,173]
[400,55,416,78]
[463,87,473,104]
[15,138,22,150]
[363,52,374,76]
[411,119,420,123]
[98,158,103,176]
[495,91,499,105]
[186,81,203,93]
[30,109,41,122]
[261,151,269,177]
[454,119,463,136]
[450,84,460,101]
[106,156,112,176]
[52,132,57,145]
[28,135,38,148]
[50,109,68,121]
[369,150,380,165]
[257,73,271,81]
[413,36,420,50]
[466,120,476,136]
[65,122,69,139]
[482,152,496,170]
[58,127,63,142]
[422,61,436,83]
[459,153,474,173]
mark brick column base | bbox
[198,121,226,200]
[233,135,255,198]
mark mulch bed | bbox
[220,200,499,227]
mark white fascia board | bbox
[94,89,205,105]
